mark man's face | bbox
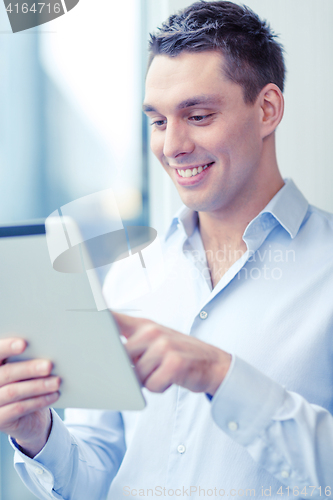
[143,51,265,215]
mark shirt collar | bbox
[165,178,309,242]
[165,206,198,240]
[257,178,309,239]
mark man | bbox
[1,1,333,498]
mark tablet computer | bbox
[0,219,146,411]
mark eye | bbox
[190,115,206,121]
[189,114,214,123]
[150,119,166,127]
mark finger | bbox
[137,347,183,390]
[129,337,174,383]
[134,350,161,385]
[125,338,148,360]
[126,333,171,364]
[112,312,147,338]
[0,359,52,388]
[0,338,26,365]
[142,353,184,393]
[144,362,174,393]
[0,376,61,406]
[0,392,60,426]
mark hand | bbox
[113,312,231,395]
[0,338,61,457]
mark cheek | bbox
[238,122,262,162]
[225,118,261,162]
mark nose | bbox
[162,121,195,159]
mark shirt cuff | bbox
[211,355,286,446]
[10,408,76,492]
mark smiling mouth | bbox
[176,162,214,178]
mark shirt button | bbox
[34,467,44,475]
[42,473,53,484]
[281,470,290,479]
[199,310,208,320]
[177,444,186,454]
[228,421,238,431]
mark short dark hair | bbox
[148,1,285,103]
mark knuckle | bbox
[1,363,12,384]
[39,379,48,392]
[28,379,40,397]
[6,384,17,401]
[28,360,42,378]
[141,323,159,340]
[13,401,25,416]
[35,396,46,409]
[30,361,38,376]
[156,337,171,352]
[165,352,182,371]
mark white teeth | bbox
[177,163,211,178]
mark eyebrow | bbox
[142,94,223,113]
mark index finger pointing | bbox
[111,312,147,339]
[0,338,26,364]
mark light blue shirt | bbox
[11,179,333,499]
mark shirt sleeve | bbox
[210,355,333,490]
[10,407,126,500]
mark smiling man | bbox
[142,47,284,287]
[3,1,333,499]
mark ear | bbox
[258,83,284,139]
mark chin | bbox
[179,188,230,214]
[178,194,212,212]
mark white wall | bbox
[146,0,333,234]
